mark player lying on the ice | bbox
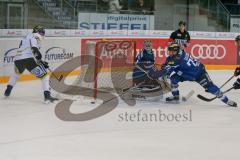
[148,43,237,107]
[3,25,58,103]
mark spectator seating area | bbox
[221,0,240,14]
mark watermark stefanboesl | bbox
[118,109,192,122]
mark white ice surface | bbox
[0,70,240,160]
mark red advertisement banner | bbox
[81,38,238,66]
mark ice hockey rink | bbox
[0,70,240,160]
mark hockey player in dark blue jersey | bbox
[131,40,170,101]
[132,40,158,87]
[149,43,237,107]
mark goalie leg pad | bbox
[126,85,164,102]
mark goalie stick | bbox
[197,75,234,102]
[134,65,194,101]
[197,86,234,102]
[134,65,170,89]
[101,81,145,105]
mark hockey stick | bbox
[102,82,144,104]
[182,90,195,102]
[197,86,234,102]
[218,75,235,88]
[29,43,63,81]
[197,75,235,102]
[134,65,170,90]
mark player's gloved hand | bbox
[38,60,49,69]
[149,65,168,79]
[234,66,240,76]
[233,78,240,89]
[148,66,158,79]
[155,64,164,70]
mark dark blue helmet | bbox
[168,43,181,56]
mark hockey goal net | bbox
[80,39,137,100]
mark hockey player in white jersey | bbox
[4,25,58,103]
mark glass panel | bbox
[0,0,234,32]
[7,4,23,29]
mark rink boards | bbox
[0,30,239,83]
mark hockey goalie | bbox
[130,40,170,101]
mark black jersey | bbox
[169,29,191,46]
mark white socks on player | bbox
[41,75,50,92]
[8,73,20,86]
[7,72,51,96]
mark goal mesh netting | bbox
[80,40,137,99]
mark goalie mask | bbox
[143,40,152,53]
[33,25,45,43]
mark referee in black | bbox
[168,21,191,49]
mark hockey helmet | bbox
[168,43,181,56]
[33,25,45,36]
[143,40,152,53]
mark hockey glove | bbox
[38,60,49,69]
[149,65,168,79]
[233,78,240,89]
[234,66,240,77]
